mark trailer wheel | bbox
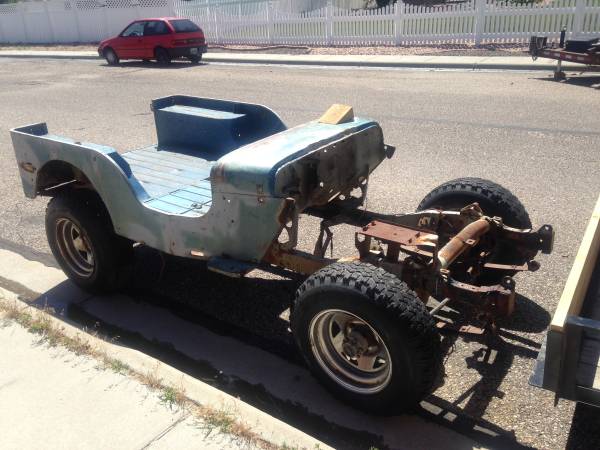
[417,177,534,283]
[46,191,133,293]
[291,261,442,414]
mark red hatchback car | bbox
[98,17,207,65]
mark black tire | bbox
[291,261,442,415]
[46,191,133,293]
[104,48,119,66]
[155,47,171,65]
[417,177,531,229]
[417,177,533,283]
[188,54,202,64]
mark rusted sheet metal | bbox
[356,220,438,261]
[443,276,516,317]
[359,220,425,245]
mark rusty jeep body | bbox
[11,96,553,413]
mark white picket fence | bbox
[0,0,599,45]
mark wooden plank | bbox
[318,104,354,125]
[551,194,600,332]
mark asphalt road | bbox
[1,58,599,449]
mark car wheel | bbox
[188,54,202,64]
[155,48,171,65]
[46,191,133,293]
[291,261,442,415]
[104,48,119,66]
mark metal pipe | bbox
[437,218,491,269]
[430,298,451,315]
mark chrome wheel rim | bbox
[309,309,392,394]
[55,218,95,278]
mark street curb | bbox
[0,50,582,72]
[0,286,332,450]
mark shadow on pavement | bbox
[566,403,600,449]
[534,74,600,89]
[22,247,542,450]
[100,61,207,70]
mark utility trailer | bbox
[529,29,600,80]
[11,96,554,414]
[531,195,600,406]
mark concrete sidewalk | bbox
[0,320,239,450]
[0,248,332,450]
[0,49,583,71]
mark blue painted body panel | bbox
[11,96,388,263]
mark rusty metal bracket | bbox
[356,220,438,262]
[264,243,332,276]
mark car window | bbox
[121,21,145,37]
[170,19,200,33]
[144,21,170,36]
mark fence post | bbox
[101,4,110,40]
[573,0,585,36]
[18,2,29,43]
[0,14,5,44]
[43,2,56,43]
[325,0,333,45]
[394,0,404,45]
[473,0,485,46]
[72,2,83,43]
[212,1,220,45]
[267,1,274,45]
[167,0,176,17]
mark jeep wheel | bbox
[291,261,442,414]
[417,177,534,283]
[46,191,133,293]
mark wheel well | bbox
[154,46,167,56]
[36,160,96,197]
[103,46,115,56]
[39,162,117,232]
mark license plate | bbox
[190,48,198,55]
